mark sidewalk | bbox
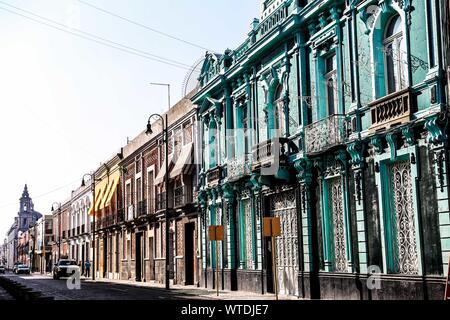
[85,277,301,300]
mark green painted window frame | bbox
[374,145,423,275]
[320,173,350,273]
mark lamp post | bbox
[82,173,100,281]
[51,202,62,264]
[147,82,171,290]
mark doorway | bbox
[135,232,142,282]
[184,222,195,285]
[103,237,108,278]
[148,236,155,280]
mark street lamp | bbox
[147,82,171,290]
[81,173,101,281]
[51,202,62,265]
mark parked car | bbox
[15,264,30,275]
[53,259,79,280]
[12,262,20,273]
[0,265,5,274]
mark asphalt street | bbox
[0,273,211,300]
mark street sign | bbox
[209,225,224,241]
[263,217,281,237]
[208,225,224,297]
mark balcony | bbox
[252,138,293,171]
[227,154,251,181]
[258,4,288,38]
[206,166,222,186]
[156,192,166,211]
[117,208,125,223]
[305,114,346,156]
[147,196,155,215]
[138,201,147,217]
[369,88,412,133]
[174,186,192,208]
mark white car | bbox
[15,264,30,275]
[53,259,80,279]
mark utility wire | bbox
[0,3,194,71]
[0,178,81,210]
[78,0,213,52]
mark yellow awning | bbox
[170,143,193,179]
[88,178,108,216]
[154,153,174,185]
[102,171,120,209]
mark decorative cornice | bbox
[386,132,398,161]
[347,141,365,169]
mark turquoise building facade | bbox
[192,0,449,299]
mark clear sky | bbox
[0,0,260,239]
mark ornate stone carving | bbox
[347,141,365,169]
[386,132,398,161]
[425,114,448,146]
[402,126,415,147]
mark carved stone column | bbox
[347,141,368,273]
[425,114,450,275]
[294,158,314,272]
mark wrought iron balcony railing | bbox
[156,192,166,211]
[369,88,412,133]
[227,154,251,181]
[147,195,155,215]
[206,166,221,185]
[138,201,147,217]
[117,208,125,223]
[252,138,292,171]
[305,114,346,156]
[174,186,192,208]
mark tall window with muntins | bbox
[174,128,182,157]
[242,105,249,155]
[383,159,419,274]
[147,171,154,214]
[126,182,132,220]
[136,178,142,211]
[208,118,218,168]
[324,54,338,116]
[274,85,287,137]
[383,15,407,94]
[183,123,193,145]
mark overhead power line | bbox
[0,177,81,210]
[0,2,194,71]
[77,0,213,52]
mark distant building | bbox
[5,185,42,268]
[0,239,6,265]
[29,215,53,273]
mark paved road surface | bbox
[0,273,210,300]
[0,281,13,300]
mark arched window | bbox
[383,15,407,94]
